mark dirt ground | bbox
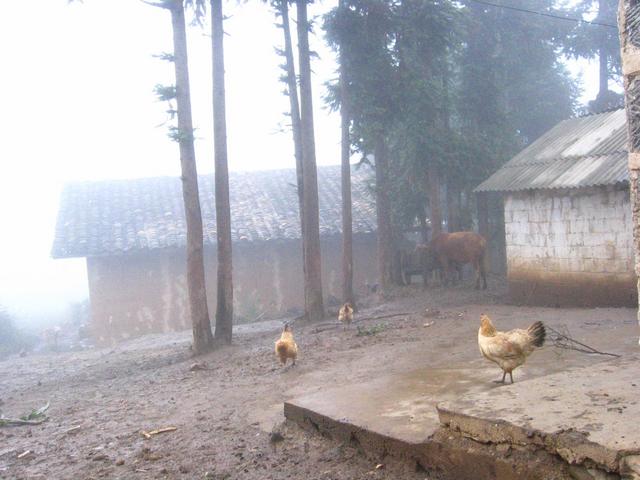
[1,277,637,480]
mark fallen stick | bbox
[312,312,418,333]
[355,311,415,323]
[0,417,48,427]
[548,326,621,358]
[65,425,82,435]
[312,326,339,334]
[313,321,341,329]
[1,401,51,427]
[17,450,31,459]
[141,427,177,439]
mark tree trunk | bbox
[598,0,609,98]
[278,0,307,286]
[296,0,324,321]
[279,0,304,213]
[419,206,429,243]
[618,0,640,329]
[446,181,459,232]
[374,137,393,290]
[427,168,442,237]
[170,0,213,354]
[461,186,473,230]
[211,0,233,345]
[599,44,608,98]
[339,0,354,308]
[477,191,489,240]
[477,191,491,274]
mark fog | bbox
[0,0,607,330]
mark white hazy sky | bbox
[0,0,607,326]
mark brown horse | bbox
[414,244,463,288]
[426,231,488,290]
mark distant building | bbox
[52,166,378,345]
[476,108,637,307]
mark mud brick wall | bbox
[504,186,637,307]
[86,234,378,346]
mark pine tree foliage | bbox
[324,0,579,234]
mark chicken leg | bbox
[494,371,507,384]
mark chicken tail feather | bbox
[528,321,546,347]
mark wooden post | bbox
[618,0,640,329]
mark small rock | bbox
[568,465,592,480]
[115,459,125,466]
[496,444,511,454]
[620,455,640,479]
[569,465,621,480]
[190,362,208,372]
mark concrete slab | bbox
[284,307,639,478]
[438,356,640,473]
[284,363,578,479]
[285,357,640,478]
[285,365,494,444]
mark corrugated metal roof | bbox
[475,109,630,192]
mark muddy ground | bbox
[1,277,637,480]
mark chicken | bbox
[275,323,298,367]
[478,314,546,384]
[338,303,354,329]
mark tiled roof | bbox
[475,108,629,192]
[52,165,376,259]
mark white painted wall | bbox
[505,186,634,275]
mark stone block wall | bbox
[504,185,637,306]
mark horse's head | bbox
[414,243,437,272]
